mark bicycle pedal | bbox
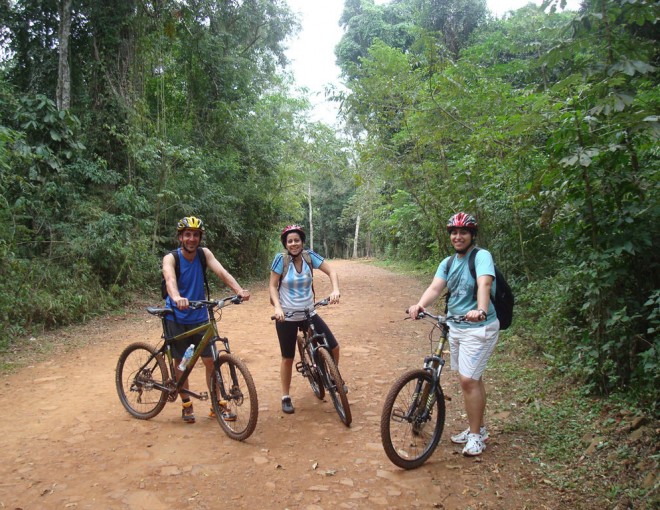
[199,391,209,400]
[295,361,305,374]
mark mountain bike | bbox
[273,298,351,427]
[115,295,258,441]
[380,311,466,469]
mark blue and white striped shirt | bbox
[271,250,324,321]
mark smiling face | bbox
[449,228,474,253]
[285,232,303,255]
[178,228,202,253]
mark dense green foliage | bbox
[337,0,659,408]
[0,0,352,346]
[0,0,657,412]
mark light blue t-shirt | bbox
[435,247,497,328]
[271,250,324,321]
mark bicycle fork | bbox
[393,357,443,426]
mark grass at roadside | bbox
[489,336,658,509]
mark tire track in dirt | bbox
[0,260,550,509]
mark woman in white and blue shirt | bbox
[270,224,341,415]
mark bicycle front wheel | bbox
[211,353,258,441]
[380,369,445,469]
[297,334,325,400]
[115,342,169,420]
[317,348,351,427]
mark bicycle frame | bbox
[146,296,240,401]
[299,305,333,365]
[403,314,456,424]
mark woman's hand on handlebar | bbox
[407,304,425,320]
[271,306,285,322]
[329,290,340,305]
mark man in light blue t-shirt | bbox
[408,212,500,457]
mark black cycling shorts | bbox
[275,314,338,359]
[164,320,213,359]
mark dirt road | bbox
[1,260,554,509]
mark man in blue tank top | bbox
[162,216,250,424]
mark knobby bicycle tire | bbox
[211,353,258,441]
[297,334,325,400]
[317,348,351,427]
[380,369,445,469]
[116,342,169,420]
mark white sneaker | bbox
[451,426,489,444]
[463,433,486,456]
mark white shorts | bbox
[448,320,500,380]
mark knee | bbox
[459,376,480,393]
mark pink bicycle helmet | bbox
[280,224,306,247]
[446,212,478,234]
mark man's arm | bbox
[163,252,190,309]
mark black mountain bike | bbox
[115,295,258,441]
[380,311,466,469]
[273,298,351,426]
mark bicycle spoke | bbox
[318,348,351,427]
[211,353,258,441]
[380,370,445,469]
[116,342,168,420]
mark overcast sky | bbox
[285,0,580,125]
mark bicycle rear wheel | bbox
[211,353,258,441]
[297,334,325,400]
[317,348,351,427]
[380,369,445,469]
[116,342,168,419]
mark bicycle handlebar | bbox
[270,297,331,321]
[189,295,243,310]
[405,309,467,323]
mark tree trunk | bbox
[353,213,360,258]
[56,0,72,110]
[308,182,314,251]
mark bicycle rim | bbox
[115,342,168,420]
[317,348,351,427]
[297,334,325,400]
[211,353,258,441]
[380,369,445,469]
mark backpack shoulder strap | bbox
[444,254,456,313]
[446,254,456,274]
[197,247,207,271]
[197,247,210,299]
[469,247,483,301]
[172,249,181,279]
[302,250,313,275]
[279,252,291,281]
[468,247,479,280]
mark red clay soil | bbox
[0,260,563,509]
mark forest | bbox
[0,0,657,414]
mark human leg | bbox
[449,322,499,454]
[276,320,299,414]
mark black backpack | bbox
[161,247,210,300]
[446,247,514,330]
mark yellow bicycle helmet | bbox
[177,216,205,233]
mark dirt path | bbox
[1,260,554,509]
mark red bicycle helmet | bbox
[446,212,478,234]
[280,224,306,247]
